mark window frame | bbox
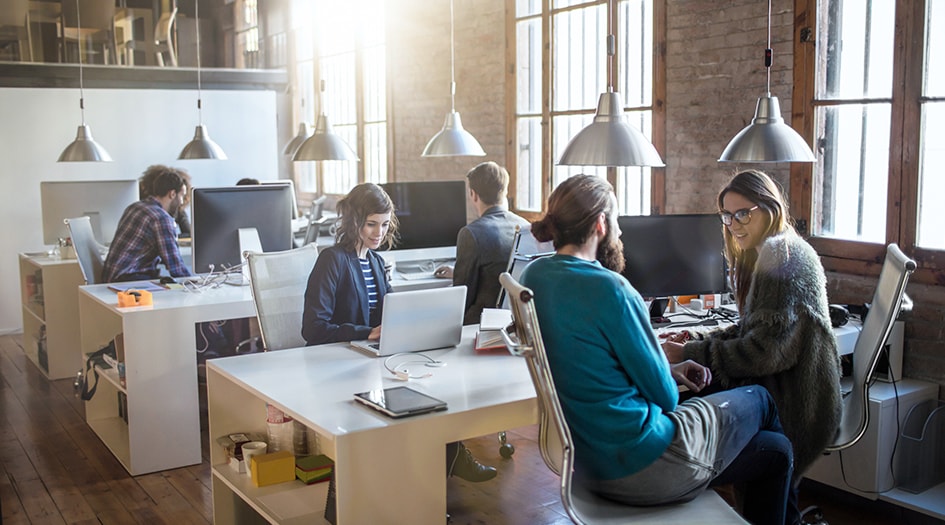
[506,0,666,220]
[791,0,944,284]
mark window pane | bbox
[553,4,606,111]
[517,0,542,17]
[364,122,387,184]
[926,0,945,96]
[616,109,654,215]
[917,102,945,249]
[516,18,542,114]
[817,0,895,99]
[363,45,386,122]
[515,117,543,212]
[322,124,358,194]
[321,53,357,125]
[296,162,317,194]
[617,0,652,107]
[812,104,890,243]
[552,114,606,188]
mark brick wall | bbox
[386,0,945,394]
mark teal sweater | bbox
[522,255,678,480]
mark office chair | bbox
[64,216,106,285]
[302,195,329,246]
[154,6,177,67]
[497,272,747,524]
[0,0,33,62]
[244,244,318,352]
[60,0,118,65]
[826,243,916,451]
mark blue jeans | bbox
[589,386,793,525]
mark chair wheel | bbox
[499,442,515,458]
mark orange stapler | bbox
[117,289,153,307]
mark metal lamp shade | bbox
[58,124,113,162]
[421,111,486,157]
[719,95,815,163]
[293,114,359,161]
[179,124,227,160]
[283,122,314,156]
[558,92,664,167]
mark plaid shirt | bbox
[101,197,193,282]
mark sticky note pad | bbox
[251,450,296,487]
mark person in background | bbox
[103,165,194,282]
[140,167,192,237]
[661,170,841,514]
[301,183,496,482]
[522,174,795,524]
[236,177,260,185]
[436,162,528,324]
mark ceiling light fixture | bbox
[58,0,112,163]
[293,80,359,161]
[421,0,485,157]
[557,0,663,167]
[179,0,227,160]
[718,0,815,163]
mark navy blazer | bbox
[302,244,392,346]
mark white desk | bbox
[78,281,257,475]
[206,325,538,524]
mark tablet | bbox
[353,386,448,418]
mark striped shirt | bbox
[359,257,378,311]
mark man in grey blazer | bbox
[439,162,529,325]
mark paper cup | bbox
[241,441,268,476]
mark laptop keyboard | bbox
[368,342,380,350]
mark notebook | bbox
[349,285,467,357]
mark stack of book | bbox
[295,454,333,484]
[475,308,513,352]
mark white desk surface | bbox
[207,325,536,440]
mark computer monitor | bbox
[40,180,139,245]
[618,214,728,298]
[380,181,467,251]
[259,179,300,219]
[191,185,294,273]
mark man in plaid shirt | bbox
[102,165,194,283]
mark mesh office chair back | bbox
[65,216,106,285]
[827,243,916,451]
[497,272,747,524]
[245,244,318,351]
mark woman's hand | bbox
[368,325,382,340]
[670,360,712,392]
[660,339,686,364]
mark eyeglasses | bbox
[719,205,760,226]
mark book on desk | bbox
[475,308,513,352]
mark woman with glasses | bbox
[662,170,841,489]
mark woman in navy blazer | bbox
[302,183,397,346]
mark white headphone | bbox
[384,353,446,380]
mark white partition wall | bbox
[0,86,279,334]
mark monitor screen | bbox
[40,180,139,245]
[618,214,728,298]
[380,181,467,251]
[191,185,294,273]
[259,179,299,219]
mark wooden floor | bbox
[0,332,940,525]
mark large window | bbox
[511,0,663,216]
[793,0,944,279]
[290,0,387,197]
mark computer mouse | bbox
[433,265,453,279]
[159,276,178,285]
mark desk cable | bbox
[384,353,446,381]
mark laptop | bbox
[350,285,467,357]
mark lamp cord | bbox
[196,0,203,124]
[75,0,86,125]
[607,0,615,93]
[765,0,772,96]
[449,0,456,112]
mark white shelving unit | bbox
[805,378,945,520]
[77,282,257,475]
[18,253,84,379]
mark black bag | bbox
[73,341,117,401]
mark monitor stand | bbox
[238,227,262,284]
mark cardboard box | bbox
[251,450,295,487]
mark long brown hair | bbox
[531,174,615,248]
[334,183,399,251]
[718,170,792,309]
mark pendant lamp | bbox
[179,0,227,160]
[558,0,663,167]
[283,122,313,156]
[58,0,112,162]
[293,80,359,161]
[718,0,815,163]
[421,0,485,157]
